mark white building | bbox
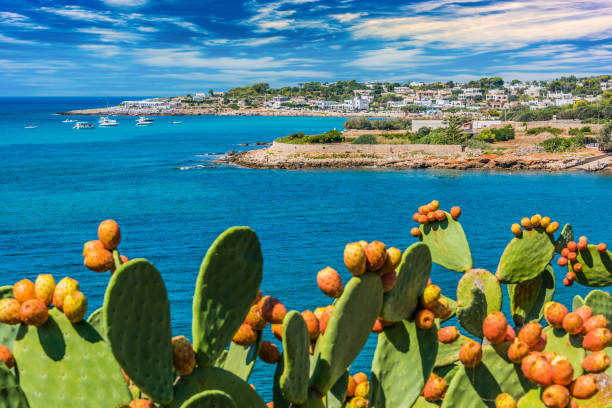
[193,93,206,101]
[525,86,542,98]
[353,95,371,110]
[394,86,411,94]
[600,80,612,91]
[411,119,446,132]
[271,96,290,108]
[121,99,170,109]
[472,120,502,129]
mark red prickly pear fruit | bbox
[301,310,320,340]
[511,223,522,236]
[566,271,576,281]
[507,340,530,363]
[542,352,556,363]
[411,227,421,238]
[540,217,551,229]
[582,327,612,352]
[63,291,87,323]
[20,299,48,327]
[232,323,257,346]
[348,397,368,408]
[129,399,155,408]
[346,376,356,397]
[577,241,588,252]
[575,306,593,322]
[521,353,553,387]
[557,257,568,267]
[430,200,440,211]
[271,323,283,341]
[531,214,542,227]
[545,302,569,329]
[427,212,436,223]
[34,274,56,306]
[98,219,121,250]
[171,335,196,376]
[84,245,114,272]
[521,217,532,229]
[0,298,21,325]
[412,212,420,222]
[532,332,547,352]
[582,351,611,373]
[318,305,335,334]
[561,248,570,258]
[344,243,367,276]
[450,206,461,220]
[495,393,517,408]
[420,285,441,309]
[423,373,447,402]
[570,400,578,408]
[258,340,280,364]
[551,356,574,386]
[354,381,370,399]
[567,241,577,252]
[483,312,508,345]
[459,340,482,368]
[245,305,267,330]
[562,312,583,335]
[573,263,583,273]
[13,279,36,304]
[415,309,435,330]
[563,277,571,287]
[353,372,368,385]
[597,243,607,252]
[570,375,598,399]
[546,221,559,234]
[438,326,460,344]
[431,298,452,320]
[364,241,387,272]
[541,384,570,408]
[584,315,608,333]
[372,319,384,334]
[418,214,429,225]
[380,247,402,274]
[505,326,516,343]
[381,270,397,293]
[435,210,446,222]
[567,252,577,262]
[518,321,542,348]
[0,345,14,369]
[259,296,287,324]
[317,267,343,298]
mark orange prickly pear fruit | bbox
[435,210,446,222]
[570,375,598,399]
[129,400,155,408]
[518,321,542,348]
[344,242,367,276]
[583,328,612,352]
[318,305,334,334]
[232,323,257,346]
[567,252,577,262]
[353,372,367,385]
[83,240,105,257]
[430,200,440,211]
[412,212,420,222]
[450,206,461,219]
[34,274,56,306]
[551,355,573,386]
[541,384,570,408]
[521,217,532,229]
[415,309,435,330]
[567,241,577,252]
[381,270,397,293]
[438,326,460,344]
[427,212,436,223]
[431,298,452,320]
[531,214,542,227]
[301,310,320,340]
[544,302,568,329]
[505,326,516,342]
[582,351,610,373]
[562,312,583,335]
[557,257,568,267]
[313,307,325,319]
[270,323,282,341]
[245,304,267,330]
[423,373,447,402]
[346,375,356,397]
[20,299,48,327]
[507,339,529,363]
[411,227,421,238]
[420,284,441,309]
[171,335,196,376]
[258,340,280,364]
[495,393,516,408]
[532,332,547,352]
[63,291,88,323]
[584,315,608,333]
[511,223,522,236]
[259,296,287,324]
[317,267,343,298]
[561,248,570,258]
[0,345,14,369]
[573,263,583,273]
[521,353,553,387]
[364,241,387,272]
[53,277,79,310]
[418,214,429,224]
[418,206,427,215]
[13,279,36,303]
[575,306,593,322]
[482,311,508,345]
[98,219,121,250]
[84,245,114,272]
[0,298,22,325]
[459,340,482,367]
[371,318,384,334]
[597,243,607,252]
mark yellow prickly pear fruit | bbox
[354,381,370,399]
[0,298,21,325]
[420,285,441,309]
[531,214,542,227]
[511,223,522,237]
[53,277,79,311]
[521,217,532,229]
[344,242,367,276]
[63,291,88,323]
[540,216,551,229]
[34,274,56,306]
[546,221,559,234]
[495,392,516,408]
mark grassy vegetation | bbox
[475,125,516,142]
[539,135,586,152]
[343,117,412,130]
[351,134,378,144]
[275,130,344,144]
[526,127,564,136]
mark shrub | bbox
[492,125,515,141]
[351,134,378,144]
[275,130,344,144]
[526,127,563,136]
[539,135,586,152]
[342,118,411,130]
[343,117,372,129]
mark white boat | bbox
[98,116,119,127]
[62,118,76,123]
[172,121,182,124]
[136,116,154,126]
[73,122,94,129]
[24,125,38,129]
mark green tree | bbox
[443,115,465,144]
[598,122,612,151]
[208,89,214,96]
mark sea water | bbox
[1,97,612,400]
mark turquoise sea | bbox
[1,97,612,399]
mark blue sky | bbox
[1,0,611,95]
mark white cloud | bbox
[0,33,38,45]
[78,44,122,57]
[0,59,76,71]
[39,6,121,24]
[136,26,158,32]
[205,36,286,47]
[125,14,206,33]
[245,0,329,32]
[138,48,288,69]
[77,28,145,42]
[102,0,148,6]
[330,12,367,23]
[346,47,452,70]
[0,12,48,29]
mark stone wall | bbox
[506,120,603,132]
[270,142,464,156]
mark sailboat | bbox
[62,118,76,123]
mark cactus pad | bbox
[542,326,584,379]
[0,360,28,408]
[0,286,19,351]
[516,388,546,408]
[435,335,470,367]
[508,265,555,326]
[380,242,431,322]
[573,295,585,311]
[179,390,237,408]
[457,288,487,338]
[413,396,440,408]
[585,290,612,330]
[86,307,107,341]
[496,228,554,283]
[326,370,349,408]
[272,357,290,408]
[310,272,383,395]
[554,223,573,254]
[456,269,501,338]
[572,245,612,287]
[369,320,438,408]
[280,311,310,405]
[419,212,473,272]
[171,366,266,408]
[193,227,263,367]
[222,331,262,381]
[14,308,131,408]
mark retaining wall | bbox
[270,142,464,156]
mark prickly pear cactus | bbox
[496,229,554,284]
[456,269,501,338]
[0,286,19,351]
[273,357,290,408]
[222,331,262,381]
[0,360,28,408]
[369,320,438,408]
[508,265,555,326]
[310,272,383,395]
[573,294,585,311]
[457,288,487,338]
[326,370,349,408]
[435,335,470,367]
[542,326,584,379]
[419,212,473,273]
[14,308,131,408]
[193,227,263,367]
[380,242,431,322]
[86,307,106,341]
[554,223,573,253]
[103,259,173,404]
[584,290,612,330]
[572,245,612,287]
[280,311,310,405]
[179,390,237,408]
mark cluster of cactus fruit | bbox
[0,204,612,408]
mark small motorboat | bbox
[62,118,76,123]
[172,121,182,124]
[99,116,119,127]
[24,125,38,129]
[73,122,94,129]
[136,116,154,126]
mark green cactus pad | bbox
[554,223,574,254]
[272,357,290,408]
[103,259,173,404]
[0,360,28,408]
[326,370,349,408]
[572,245,612,287]
[419,212,473,272]
[457,288,487,338]
[573,295,585,311]
[303,390,325,408]
[193,227,263,367]
[380,242,431,322]
[508,265,555,326]
[171,366,266,408]
[310,272,383,395]
[0,286,19,351]
[584,290,612,330]
[413,396,440,408]
[222,331,262,381]
[179,390,237,408]
[434,362,461,384]
[441,344,535,408]
[369,320,438,408]
[496,228,555,284]
[516,388,546,408]
[13,308,131,408]
[435,335,470,367]
[86,307,107,341]
[542,326,584,379]
[457,269,502,313]
[280,311,310,405]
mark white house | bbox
[525,86,542,98]
[600,80,612,91]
